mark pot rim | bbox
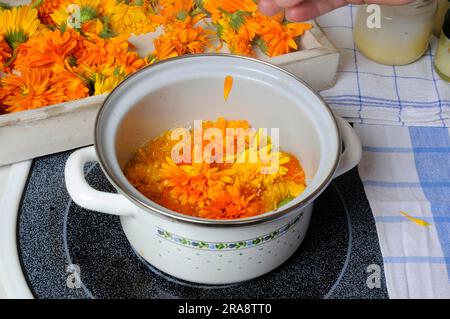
[94,54,341,227]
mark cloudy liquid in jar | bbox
[435,35,450,81]
[354,1,437,65]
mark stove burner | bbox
[17,151,388,299]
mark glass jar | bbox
[354,0,437,65]
[434,0,450,36]
[434,9,450,81]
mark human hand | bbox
[258,0,414,21]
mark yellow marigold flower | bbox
[51,0,97,25]
[107,2,155,36]
[50,0,111,36]
[98,0,116,16]
[75,61,143,95]
[93,72,123,95]
[0,68,89,113]
[0,6,43,50]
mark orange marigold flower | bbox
[32,0,66,26]
[203,0,257,23]
[256,14,312,57]
[14,29,81,73]
[74,33,145,72]
[0,35,12,72]
[156,0,195,23]
[151,16,213,62]
[0,69,89,113]
[216,13,261,56]
[0,0,312,115]
[199,180,264,219]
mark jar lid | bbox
[444,9,450,39]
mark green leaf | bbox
[80,6,98,24]
[254,38,268,55]
[5,30,28,50]
[67,56,77,67]
[176,10,188,21]
[31,0,42,9]
[195,0,205,11]
[99,16,115,39]
[147,54,158,64]
[229,11,247,31]
[216,24,224,39]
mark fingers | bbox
[361,0,414,4]
[274,0,305,6]
[284,0,347,21]
[259,0,415,22]
[282,0,414,22]
[258,0,282,16]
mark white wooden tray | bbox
[0,11,339,166]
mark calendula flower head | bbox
[75,60,143,95]
[255,13,312,57]
[216,12,260,56]
[74,33,144,71]
[107,2,156,36]
[0,6,43,50]
[76,62,127,95]
[14,29,81,73]
[150,15,212,63]
[155,0,195,23]
[70,33,145,94]
[0,68,88,113]
[203,0,257,23]
[32,0,66,26]
[50,0,113,36]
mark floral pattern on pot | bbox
[156,213,304,251]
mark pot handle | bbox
[333,116,362,178]
[65,146,135,216]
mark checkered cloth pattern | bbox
[317,5,450,127]
[316,5,450,298]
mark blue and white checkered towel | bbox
[316,5,450,298]
[317,6,450,127]
[355,124,450,298]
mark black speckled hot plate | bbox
[17,150,388,299]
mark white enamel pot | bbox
[65,54,362,285]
